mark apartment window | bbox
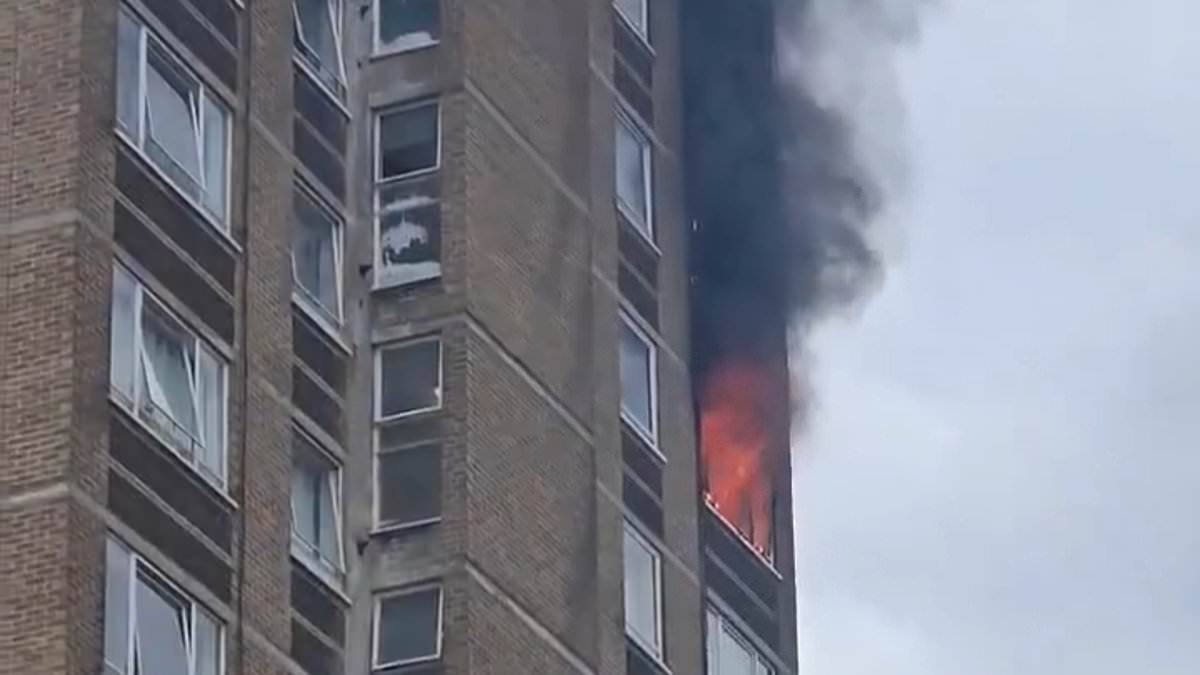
[110,265,228,489]
[375,441,441,529]
[376,338,442,420]
[375,0,440,54]
[619,315,657,445]
[624,523,663,659]
[294,0,346,97]
[706,608,775,675]
[615,112,653,239]
[373,586,443,669]
[292,186,343,326]
[116,8,230,226]
[375,103,442,287]
[615,0,649,41]
[291,430,344,583]
[103,538,223,675]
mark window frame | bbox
[706,607,775,675]
[110,264,229,491]
[116,6,233,234]
[614,0,650,44]
[372,439,442,532]
[371,584,444,670]
[619,312,659,450]
[292,0,347,98]
[373,335,444,423]
[289,427,346,586]
[623,521,664,661]
[373,0,442,57]
[615,109,655,242]
[104,537,226,675]
[291,181,345,329]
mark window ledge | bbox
[370,38,441,62]
[292,293,353,355]
[617,200,659,256]
[290,546,351,604]
[620,411,664,464]
[370,517,442,540]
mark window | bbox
[110,265,228,488]
[291,430,344,583]
[375,0,440,54]
[376,338,442,420]
[624,523,663,659]
[116,8,230,226]
[375,103,442,287]
[373,586,442,669]
[294,0,346,97]
[104,538,223,675]
[292,186,343,325]
[615,112,653,238]
[706,608,774,675]
[615,0,649,41]
[619,315,657,445]
[375,440,441,529]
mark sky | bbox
[792,1,1200,673]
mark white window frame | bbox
[372,439,442,532]
[116,7,232,232]
[373,0,441,56]
[706,607,775,675]
[104,537,225,675]
[373,101,443,289]
[624,521,664,661]
[291,182,345,329]
[372,584,444,669]
[614,0,650,43]
[110,264,229,491]
[293,0,347,96]
[615,109,655,242]
[619,312,659,450]
[290,428,345,586]
[374,336,444,422]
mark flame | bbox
[700,359,776,559]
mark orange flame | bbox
[700,359,777,559]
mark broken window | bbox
[294,0,346,97]
[292,186,343,325]
[375,103,442,287]
[619,314,658,445]
[376,337,442,419]
[376,0,440,54]
[291,430,344,583]
[615,111,653,238]
[706,608,774,675]
[110,264,227,489]
[373,586,442,668]
[615,0,649,41]
[103,538,223,675]
[116,8,230,226]
[623,522,663,660]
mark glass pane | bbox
[291,455,319,547]
[616,118,649,229]
[623,527,659,652]
[376,589,440,666]
[378,340,441,418]
[377,442,441,526]
[116,11,140,136]
[318,471,340,564]
[202,96,227,220]
[706,610,720,674]
[377,183,441,286]
[110,267,137,401]
[293,190,341,319]
[140,303,199,440]
[378,0,440,52]
[378,105,439,179]
[619,322,653,435]
[296,0,341,75]
[134,576,190,675]
[145,44,201,184]
[717,625,755,675]
[103,540,132,674]
[193,611,220,675]
[616,0,647,35]
[194,347,224,482]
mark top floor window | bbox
[615,0,649,42]
[375,0,441,55]
[117,7,231,228]
[294,0,346,98]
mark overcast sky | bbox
[793,1,1200,673]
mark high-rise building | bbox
[0,0,797,673]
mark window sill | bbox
[115,130,241,254]
[373,654,440,672]
[293,53,351,118]
[370,38,441,61]
[292,292,353,355]
[704,500,783,580]
[290,545,351,603]
[370,517,442,540]
[376,402,444,425]
[620,411,665,464]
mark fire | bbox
[699,359,777,559]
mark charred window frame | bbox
[619,313,659,450]
[615,109,654,242]
[103,537,225,675]
[293,0,347,100]
[705,607,775,675]
[116,7,232,232]
[110,264,229,491]
[290,428,345,587]
[623,522,664,661]
[374,0,441,56]
[614,0,649,43]
[372,584,443,670]
[373,101,443,289]
[291,183,344,330]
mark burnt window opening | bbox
[375,103,442,288]
[375,0,440,54]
